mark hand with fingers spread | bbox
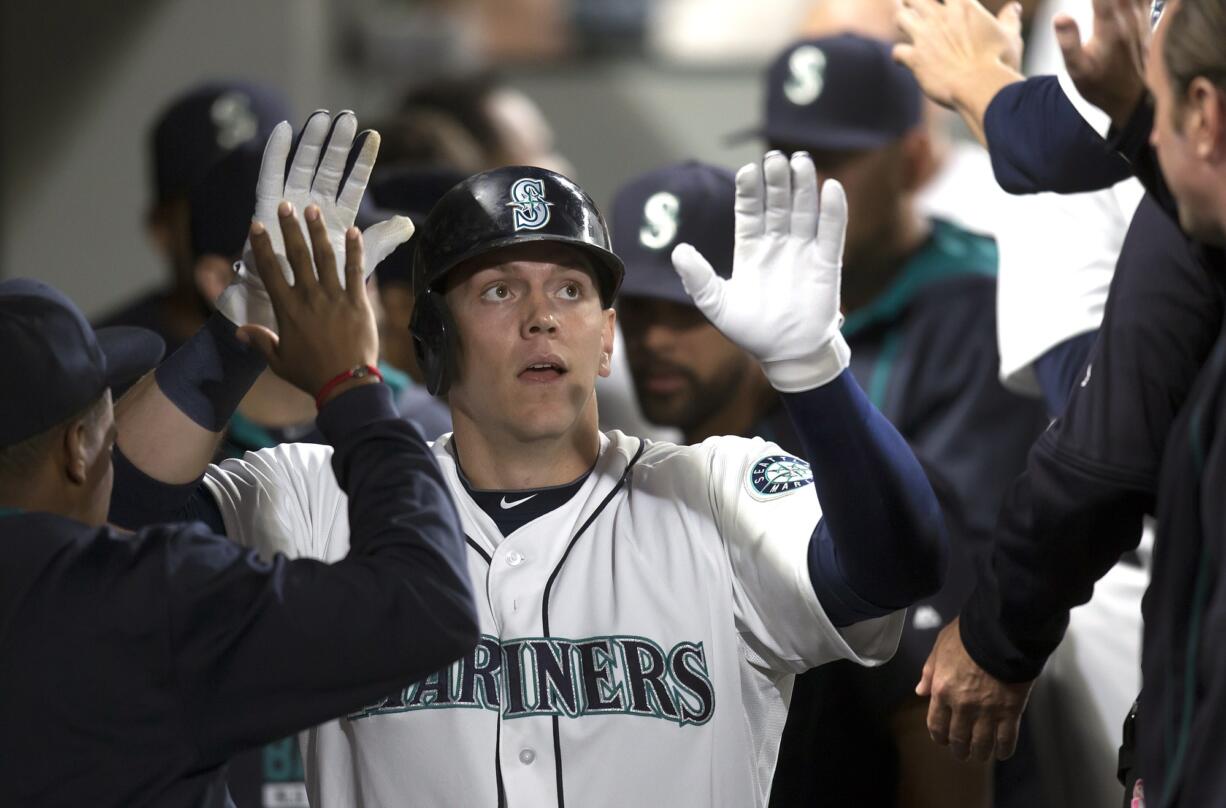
[893,0,1025,142]
[1053,0,1151,127]
[217,110,414,332]
[671,151,850,393]
[916,618,1036,763]
[237,201,380,406]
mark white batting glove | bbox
[217,110,414,331]
[671,151,851,393]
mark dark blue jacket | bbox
[0,385,478,807]
[969,75,1226,805]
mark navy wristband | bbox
[154,312,266,432]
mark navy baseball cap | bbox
[151,80,291,204]
[611,161,735,307]
[189,141,263,261]
[0,280,165,446]
[364,166,469,287]
[732,34,922,151]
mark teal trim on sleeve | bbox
[376,361,411,396]
[867,330,904,411]
[0,507,23,518]
[843,219,998,338]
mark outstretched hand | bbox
[1053,0,1151,127]
[893,0,1025,144]
[671,151,850,393]
[237,201,380,405]
[217,110,414,332]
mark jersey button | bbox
[506,550,526,567]
[519,748,536,765]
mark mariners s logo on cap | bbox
[747,455,814,499]
[209,91,259,151]
[508,177,554,231]
[639,191,680,250]
[784,45,827,106]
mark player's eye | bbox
[481,283,511,301]
[558,282,582,300]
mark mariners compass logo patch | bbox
[748,455,814,499]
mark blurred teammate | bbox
[896,1,1226,804]
[95,81,290,355]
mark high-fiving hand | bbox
[237,202,380,406]
[1053,0,1151,128]
[217,110,414,332]
[671,151,851,393]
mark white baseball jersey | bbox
[203,429,903,807]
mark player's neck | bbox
[449,403,603,491]
[0,468,88,524]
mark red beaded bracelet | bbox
[314,364,383,410]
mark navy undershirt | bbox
[457,464,593,536]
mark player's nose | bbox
[522,291,560,337]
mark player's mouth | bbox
[518,355,568,383]
[641,373,688,395]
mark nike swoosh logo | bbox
[500,495,537,510]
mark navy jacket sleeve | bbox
[784,371,948,626]
[983,76,1133,195]
[959,196,1224,681]
[161,383,479,761]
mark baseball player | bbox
[111,110,948,806]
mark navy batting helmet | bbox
[410,165,624,396]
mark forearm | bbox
[786,371,949,627]
[316,382,478,661]
[983,76,1134,195]
[959,436,1149,682]
[950,61,1025,148]
[115,312,264,483]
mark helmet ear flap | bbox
[409,291,457,397]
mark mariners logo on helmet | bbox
[508,177,554,231]
[748,455,814,499]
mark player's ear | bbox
[61,418,90,486]
[900,128,938,193]
[599,308,616,379]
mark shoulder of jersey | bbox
[612,431,810,498]
[232,440,337,484]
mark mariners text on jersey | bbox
[349,634,716,726]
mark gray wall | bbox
[1,0,327,315]
[1,1,765,316]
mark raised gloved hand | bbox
[217,110,414,331]
[671,151,850,392]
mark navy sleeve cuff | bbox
[315,382,407,447]
[154,312,267,432]
[108,446,226,534]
